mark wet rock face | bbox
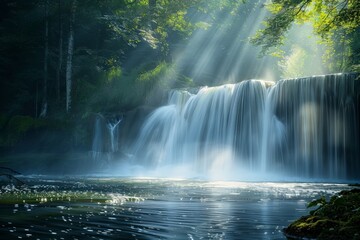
[284,188,360,240]
[118,106,155,147]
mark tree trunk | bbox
[40,0,49,118]
[66,0,76,113]
[56,0,63,102]
[35,79,39,117]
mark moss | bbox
[285,215,340,239]
[284,189,360,240]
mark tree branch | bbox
[318,0,349,34]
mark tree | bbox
[0,0,248,117]
[252,0,360,71]
[40,0,49,118]
[66,0,76,113]
[56,0,63,102]
[0,1,44,116]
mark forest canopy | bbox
[0,0,359,121]
[0,0,246,118]
[252,0,360,72]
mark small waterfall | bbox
[107,116,123,153]
[131,73,359,180]
[90,114,123,163]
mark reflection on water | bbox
[0,177,350,239]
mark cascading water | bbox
[107,117,123,153]
[262,74,360,179]
[131,73,359,180]
[90,114,123,163]
[132,80,273,178]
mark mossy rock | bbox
[284,215,340,239]
[284,189,360,240]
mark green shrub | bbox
[4,115,48,146]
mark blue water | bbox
[0,177,350,239]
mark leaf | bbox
[307,196,327,208]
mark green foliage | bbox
[279,45,307,78]
[252,0,311,51]
[308,195,327,209]
[0,114,72,147]
[0,0,244,119]
[107,66,122,83]
[252,0,360,72]
[86,60,193,113]
[285,189,360,239]
[4,116,46,146]
[138,61,174,83]
[310,189,360,220]
[104,0,246,54]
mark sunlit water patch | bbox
[0,177,351,239]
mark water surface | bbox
[0,177,350,239]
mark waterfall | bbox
[107,117,123,153]
[262,74,359,179]
[90,114,123,162]
[132,80,270,177]
[131,73,359,180]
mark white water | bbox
[131,74,359,180]
[91,115,123,161]
[107,117,123,153]
[0,177,350,239]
